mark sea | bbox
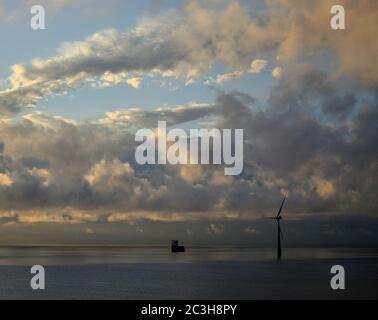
[0,246,376,299]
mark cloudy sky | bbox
[0,0,377,246]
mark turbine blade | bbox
[276,195,286,217]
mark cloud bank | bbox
[1,0,377,116]
[0,1,377,246]
[1,67,377,225]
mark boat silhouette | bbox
[171,240,185,252]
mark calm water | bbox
[0,247,377,299]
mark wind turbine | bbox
[270,195,286,260]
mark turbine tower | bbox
[270,195,286,260]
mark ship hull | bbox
[171,246,185,252]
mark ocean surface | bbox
[0,246,376,299]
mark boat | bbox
[171,240,185,252]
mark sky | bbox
[0,0,377,246]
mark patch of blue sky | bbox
[33,66,275,121]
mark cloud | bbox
[0,212,19,226]
[244,227,260,235]
[205,60,269,85]
[22,112,78,130]
[271,67,282,79]
[249,59,268,74]
[85,158,134,187]
[0,69,377,224]
[126,77,143,89]
[85,227,94,234]
[312,176,336,199]
[0,1,377,239]
[205,71,244,84]
[207,223,224,235]
[98,103,214,129]
[2,0,377,116]
[0,173,13,186]
[205,61,269,85]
